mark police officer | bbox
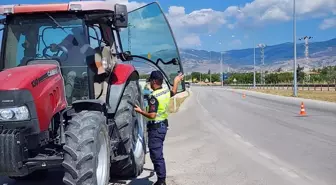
[134,70,184,185]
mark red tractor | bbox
[0,1,185,185]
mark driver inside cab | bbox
[54,27,97,103]
[54,27,115,103]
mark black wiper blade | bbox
[156,58,179,65]
[46,13,68,34]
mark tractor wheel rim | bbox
[97,130,108,185]
[132,111,143,158]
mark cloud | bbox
[225,0,336,27]
[319,17,336,30]
[230,39,242,47]
[178,34,202,48]
[165,6,228,48]
[227,24,235,29]
[166,6,227,37]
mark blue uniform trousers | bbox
[147,122,168,179]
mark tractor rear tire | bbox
[110,80,146,178]
[62,111,110,185]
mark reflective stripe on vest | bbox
[148,88,171,121]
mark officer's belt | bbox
[147,119,168,130]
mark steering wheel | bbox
[43,43,69,61]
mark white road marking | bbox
[280,167,300,178]
[259,151,273,160]
[243,141,254,147]
[234,134,242,139]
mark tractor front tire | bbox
[111,80,146,178]
[62,111,110,185]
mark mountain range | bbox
[179,37,336,73]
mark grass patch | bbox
[248,89,336,103]
[169,92,190,113]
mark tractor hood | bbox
[0,64,60,91]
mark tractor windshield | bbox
[119,2,185,93]
[1,14,96,104]
[2,14,89,68]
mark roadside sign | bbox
[223,73,230,80]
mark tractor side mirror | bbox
[114,4,128,28]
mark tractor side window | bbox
[88,25,105,49]
[3,24,27,68]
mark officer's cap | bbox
[147,70,163,82]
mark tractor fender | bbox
[71,99,108,115]
[106,63,139,114]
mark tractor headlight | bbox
[0,106,30,121]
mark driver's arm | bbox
[51,35,74,52]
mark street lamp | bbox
[209,34,212,84]
[221,51,224,87]
[219,42,224,87]
[237,7,256,88]
[253,41,256,88]
[293,0,298,97]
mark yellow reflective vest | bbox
[147,88,171,121]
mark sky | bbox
[0,0,335,52]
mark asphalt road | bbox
[1,86,336,185]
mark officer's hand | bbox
[134,105,142,113]
[174,73,184,84]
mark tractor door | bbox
[119,2,185,93]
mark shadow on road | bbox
[0,168,155,185]
[128,168,155,185]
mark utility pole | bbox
[257,43,266,85]
[209,51,212,84]
[220,51,224,87]
[293,0,298,97]
[253,41,256,88]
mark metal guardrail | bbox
[228,84,336,91]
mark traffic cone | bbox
[299,102,306,116]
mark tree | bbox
[211,73,220,82]
[296,64,305,83]
[326,66,336,84]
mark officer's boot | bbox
[153,178,166,185]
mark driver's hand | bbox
[50,44,58,52]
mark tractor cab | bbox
[0,1,185,105]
